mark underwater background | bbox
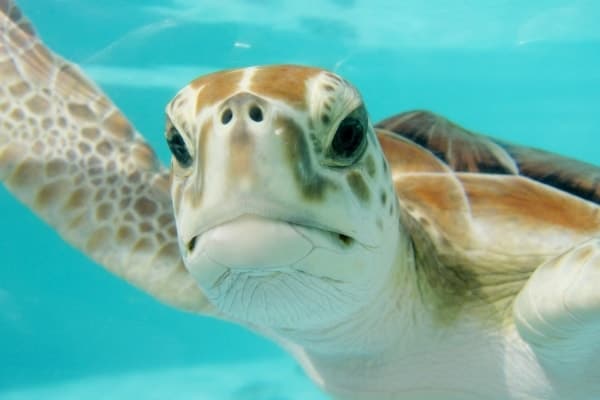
[1,0,599,399]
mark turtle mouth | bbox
[186,227,354,254]
[181,214,358,291]
[185,215,355,255]
[181,215,369,330]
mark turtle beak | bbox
[182,215,313,284]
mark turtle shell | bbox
[377,110,600,205]
[375,111,600,322]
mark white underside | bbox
[286,321,600,400]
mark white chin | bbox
[182,215,365,330]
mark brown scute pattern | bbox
[376,132,450,174]
[191,69,244,112]
[459,174,600,233]
[251,65,321,110]
[377,110,600,205]
[499,142,600,206]
[376,110,518,174]
[0,3,210,313]
[103,110,134,140]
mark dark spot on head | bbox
[380,190,387,206]
[347,171,370,203]
[278,116,335,201]
[366,154,376,177]
[321,113,330,124]
[323,84,335,92]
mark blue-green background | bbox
[1,0,598,397]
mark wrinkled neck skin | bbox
[274,235,482,399]
[254,226,550,400]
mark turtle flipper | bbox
[0,1,212,313]
[514,238,600,364]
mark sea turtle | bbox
[1,1,600,399]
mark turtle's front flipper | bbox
[514,238,600,365]
[0,1,212,313]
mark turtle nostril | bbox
[248,105,263,122]
[221,108,233,125]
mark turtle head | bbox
[165,65,400,332]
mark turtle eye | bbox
[331,117,364,159]
[166,126,193,168]
[327,106,368,165]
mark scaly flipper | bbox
[514,238,600,365]
[0,0,211,312]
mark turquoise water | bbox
[1,0,599,399]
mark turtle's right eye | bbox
[166,126,193,168]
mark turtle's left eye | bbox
[331,117,365,159]
[166,126,193,168]
[326,105,368,166]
